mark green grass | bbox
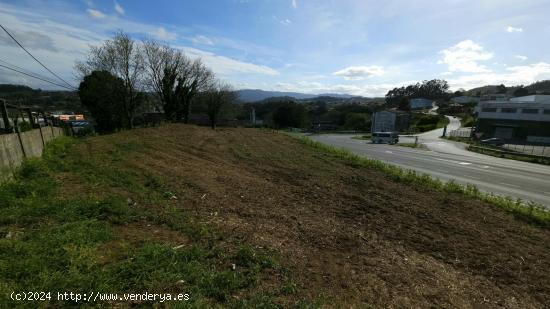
[0,136,302,308]
[437,115,450,128]
[350,134,371,141]
[442,136,471,143]
[296,136,550,228]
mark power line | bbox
[0,23,77,90]
[0,63,75,90]
[0,58,60,84]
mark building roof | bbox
[509,95,550,103]
[451,96,479,103]
[410,98,433,102]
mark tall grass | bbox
[297,136,550,227]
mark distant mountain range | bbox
[236,89,357,102]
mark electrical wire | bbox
[0,23,77,90]
[0,58,60,85]
[0,63,75,90]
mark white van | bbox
[371,132,399,144]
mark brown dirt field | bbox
[73,124,550,308]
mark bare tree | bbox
[142,39,214,122]
[76,31,144,128]
[201,81,236,129]
[142,40,183,113]
[177,58,215,123]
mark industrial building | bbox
[451,96,479,104]
[475,95,550,144]
[409,98,434,110]
[371,111,410,132]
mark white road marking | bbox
[459,162,472,165]
[500,182,521,188]
[385,150,393,154]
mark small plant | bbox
[296,136,550,227]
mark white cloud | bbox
[87,8,106,19]
[191,35,214,46]
[151,27,177,41]
[506,26,523,33]
[273,80,415,97]
[0,1,279,90]
[291,0,297,9]
[514,55,527,61]
[114,1,125,15]
[180,46,279,76]
[439,40,493,73]
[449,62,550,90]
[333,65,384,80]
[0,3,105,89]
[280,19,292,26]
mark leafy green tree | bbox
[76,31,145,129]
[272,101,307,128]
[385,79,449,106]
[344,113,371,131]
[513,86,529,97]
[398,97,410,111]
[496,84,507,94]
[78,70,125,133]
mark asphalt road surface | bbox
[310,117,550,208]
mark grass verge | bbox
[395,143,425,149]
[296,136,550,228]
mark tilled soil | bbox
[80,125,550,308]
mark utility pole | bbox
[0,99,13,133]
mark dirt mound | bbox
[78,125,550,308]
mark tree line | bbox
[76,31,235,133]
[385,79,449,110]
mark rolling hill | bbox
[236,89,357,102]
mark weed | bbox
[0,135,290,307]
[296,136,550,227]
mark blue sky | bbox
[1,0,550,96]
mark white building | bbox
[475,95,550,143]
[372,111,410,132]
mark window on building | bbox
[501,108,517,113]
[522,108,539,114]
[544,109,550,114]
[481,107,497,112]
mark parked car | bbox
[480,137,505,146]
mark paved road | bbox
[310,119,550,207]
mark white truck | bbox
[371,132,399,144]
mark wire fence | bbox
[503,144,549,157]
[449,128,472,138]
[0,98,75,136]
